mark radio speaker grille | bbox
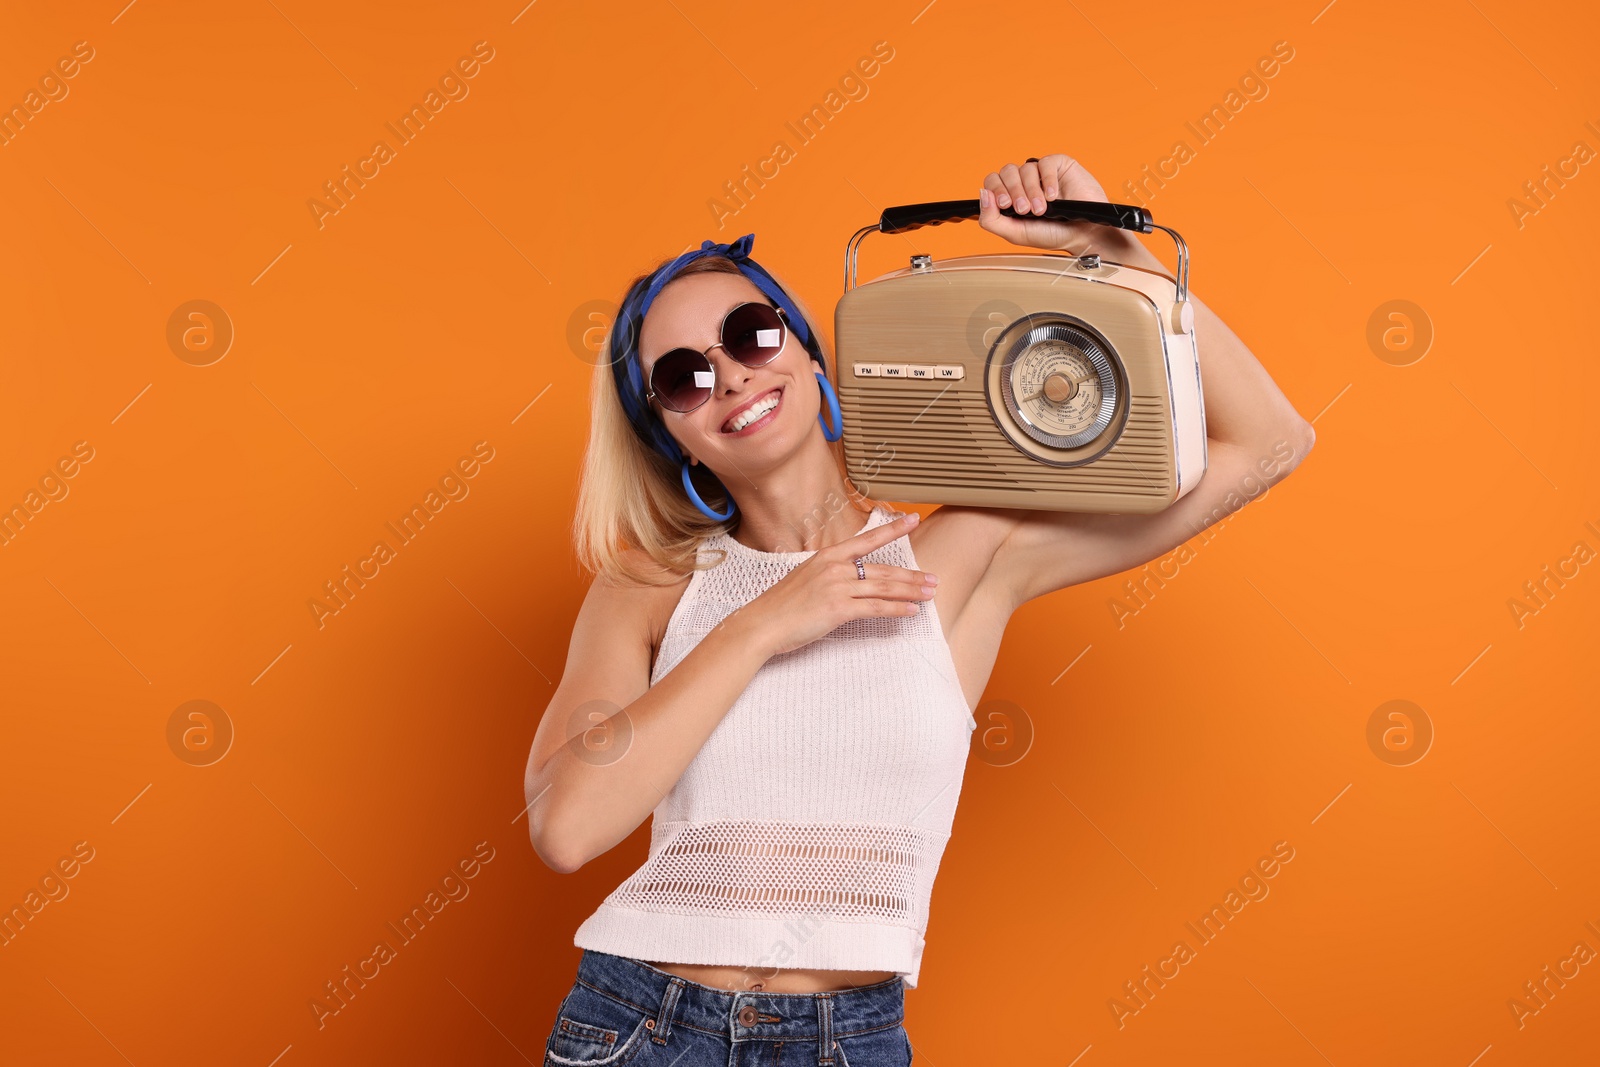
[844,393,1173,497]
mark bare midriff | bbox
[643,961,897,993]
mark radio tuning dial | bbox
[1013,340,1104,439]
[988,317,1124,457]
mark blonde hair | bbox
[572,254,881,587]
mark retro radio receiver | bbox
[835,199,1207,514]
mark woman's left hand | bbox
[977,153,1141,260]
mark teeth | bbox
[726,390,780,432]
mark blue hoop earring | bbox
[681,459,735,521]
[816,370,842,442]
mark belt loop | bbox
[816,992,835,1066]
[652,976,687,1045]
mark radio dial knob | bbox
[1043,373,1075,404]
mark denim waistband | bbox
[573,949,905,1047]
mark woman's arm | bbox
[969,155,1315,611]
[524,560,771,873]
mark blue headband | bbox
[609,233,827,465]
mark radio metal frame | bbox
[844,220,1190,320]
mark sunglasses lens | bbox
[723,303,786,365]
[651,349,714,412]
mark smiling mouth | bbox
[721,386,783,434]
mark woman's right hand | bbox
[734,512,939,658]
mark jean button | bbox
[737,1005,758,1027]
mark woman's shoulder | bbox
[593,547,696,602]
[905,505,1012,582]
[596,546,698,661]
[904,504,1019,641]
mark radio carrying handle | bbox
[844,198,1190,330]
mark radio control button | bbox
[881,364,908,377]
[853,363,881,376]
[909,364,935,379]
[934,364,965,380]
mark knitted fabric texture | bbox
[573,504,978,989]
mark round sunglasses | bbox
[643,302,790,413]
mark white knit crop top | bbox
[573,503,978,989]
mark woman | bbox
[525,153,1314,1066]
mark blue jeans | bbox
[542,950,912,1067]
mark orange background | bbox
[3,1,1598,1064]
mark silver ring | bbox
[854,557,866,580]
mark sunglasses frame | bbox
[643,302,791,414]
